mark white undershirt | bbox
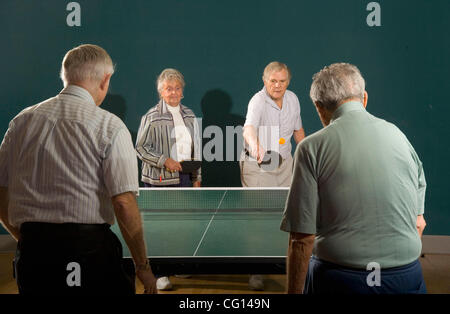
[166,103,192,162]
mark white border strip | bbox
[138,256,286,258]
[139,187,290,191]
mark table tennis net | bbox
[137,189,289,212]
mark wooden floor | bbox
[1,253,449,294]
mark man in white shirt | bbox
[240,61,306,290]
[241,61,305,187]
[0,44,157,295]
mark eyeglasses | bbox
[164,86,183,94]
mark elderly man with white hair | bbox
[281,63,427,294]
[240,61,305,290]
[0,44,157,295]
[241,61,305,188]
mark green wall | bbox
[0,0,448,235]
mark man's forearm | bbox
[293,128,305,144]
[112,192,148,266]
[287,232,315,294]
[243,125,259,152]
[0,187,20,241]
[416,214,426,237]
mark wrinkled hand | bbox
[250,145,265,164]
[416,215,426,238]
[136,269,158,294]
[164,158,182,172]
[193,181,201,187]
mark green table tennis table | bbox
[111,188,289,276]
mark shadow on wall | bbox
[102,92,246,187]
[102,94,142,185]
[201,89,245,187]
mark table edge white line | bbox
[192,190,228,256]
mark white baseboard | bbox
[0,234,449,254]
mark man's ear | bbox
[314,101,325,114]
[100,73,112,92]
[363,91,368,108]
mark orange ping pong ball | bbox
[279,137,286,145]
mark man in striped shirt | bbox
[0,44,157,295]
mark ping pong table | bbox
[111,188,289,276]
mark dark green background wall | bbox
[0,0,448,235]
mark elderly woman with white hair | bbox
[136,68,201,188]
[135,68,202,289]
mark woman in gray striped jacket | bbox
[135,68,202,290]
[136,68,202,188]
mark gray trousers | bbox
[239,154,293,187]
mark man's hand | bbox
[136,268,158,294]
[416,215,426,237]
[250,144,265,164]
[193,181,201,187]
[243,125,265,163]
[164,158,182,172]
[0,187,20,241]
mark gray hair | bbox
[156,68,185,97]
[60,44,114,86]
[262,61,292,82]
[310,63,365,111]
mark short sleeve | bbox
[280,143,318,234]
[244,95,263,129]
[0,121,14,187]
[103,127,139,197]
[403,132,426,215]
[293,93,303,130]
[411,149,426,215]
[416,160,426,215]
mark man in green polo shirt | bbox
[281,63,427,294]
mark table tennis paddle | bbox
[259,150,282,171]
[180,160,202,173]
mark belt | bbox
[244,149,284,168]
[20,222,110,235]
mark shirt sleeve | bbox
[280,143,318,234]
[103,127,139,197]
[294,96,303,131]
[416,160,426,215]
[135,113,168,168]
[403,132,426,215]
[0,121,14,187]
[244,95,263,129]
[409,149,426,216]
